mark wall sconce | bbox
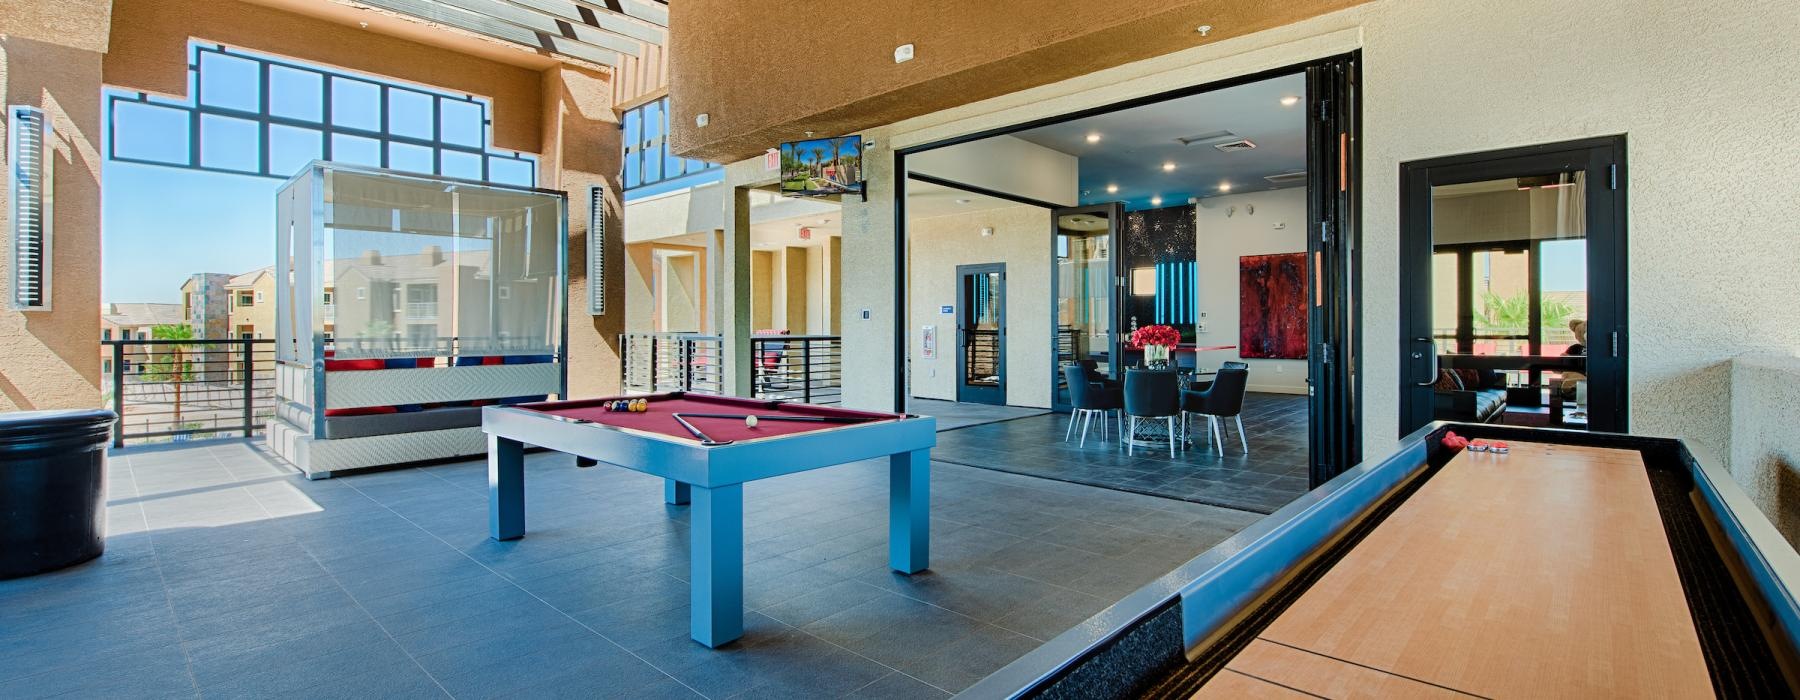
[8,105,52,311]
[1131,267,1155,296]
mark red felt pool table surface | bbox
[516,393,903,443]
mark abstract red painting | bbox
[1239,253,1309,359]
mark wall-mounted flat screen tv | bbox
[780,135,864,197]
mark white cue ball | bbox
[745,415,759,428]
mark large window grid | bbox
[622,96,716,191]
[106,44,535,186]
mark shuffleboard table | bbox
[962,423,1800,699]
[481,392,936,648]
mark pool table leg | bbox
[690,483,743,648]
[488,435,526,541]
[665,479,691,505]
[889,449,930,574]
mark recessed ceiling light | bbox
[1086,132,1102,144]
[1162,162,1177,172]
[1280,96,1300,107]
[1150,196,1164,206]
[955,198,972,205]
[1219,181,1232,192]
[1105,184,1119,194]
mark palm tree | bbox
[145,323,196,426]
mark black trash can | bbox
[0,409,117,579]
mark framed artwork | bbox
[1239,252,1309,359]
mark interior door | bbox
[1051,203,1121,412]
[1399,137,1627,434]
[956,263,1006,405]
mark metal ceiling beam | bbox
[430,0,644,56]
[507,0,666,44]
[573,0,666,28]
[355,0,621,66]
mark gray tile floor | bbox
[933,393,1312,514]
[0,439,1262,699]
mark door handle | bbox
[1412,337,1439,386]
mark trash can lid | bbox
[0,409,117,448]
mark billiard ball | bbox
[745,415,759,428]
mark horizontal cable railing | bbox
[752,335,842,405]
[103,338,277,447]
[619,332,841,404]
[620,332,724,395]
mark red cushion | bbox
[324,406,398,417]
[325,359,385,371]
[415,357,437,368]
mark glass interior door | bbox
[1422,170,1596,430]
[957,264,1006,405]
[1051,205,1119,412]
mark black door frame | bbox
[892,52,1364,485]
[1397,135,1629,434]
[1049,202,1124,413]
[955,263,1007,405]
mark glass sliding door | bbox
[1051,204,1121,412]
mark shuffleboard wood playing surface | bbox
[1199,441,1714,698]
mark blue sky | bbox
[101,45,526,304]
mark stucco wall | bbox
[1729,355,1800,548]
[1194,188,1310,394]
[837,0,1800,474]
[907,205,1053,408]
[0,35,105,410]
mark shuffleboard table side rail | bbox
[955,424,1445,700]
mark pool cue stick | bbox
[676,412,871,424]
[671,413,731,445]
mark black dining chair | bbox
[1187,360,1248,392]
[1077,359,1118,388]
[1123,368,1181,458]
[1062,365,1121,447]
[1181,367,1250,454]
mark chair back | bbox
[1221,361,1249,371]
[1202,367,1250,417]
[1077,358,1102,381]
[1062,365,1097,409]
[1123,369,1180,418]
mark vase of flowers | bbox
[1130,324,1180,370]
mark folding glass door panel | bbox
[1051,204,1120,412]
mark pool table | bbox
[962,423,1800,698]
[481,393,936,648]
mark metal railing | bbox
[103,338,276,447]
[752,335,842,405]
[620,332,842,404]
[620,333,723,394]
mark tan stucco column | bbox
[0,32,106,410]
[827,236,842,335]
[540,65,624,398]
[721,187,753,396]
[781,247,808,332]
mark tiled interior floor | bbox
[933,393,1311,514]
[0,440,1262,699]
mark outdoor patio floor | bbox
[0,439,1263,699]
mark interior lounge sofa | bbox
[1432,368,1508,423]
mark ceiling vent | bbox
[1175,130,1235,147]
[1264,170,1308,185]
[1213,139,1258,153]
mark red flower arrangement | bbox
[1129,324,1181,349]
